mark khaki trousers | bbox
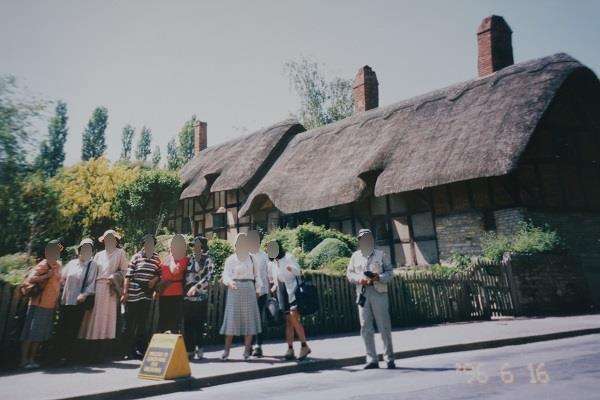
[358,286,394,364]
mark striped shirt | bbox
[126,251,162,302]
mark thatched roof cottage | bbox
[173,16,600,297]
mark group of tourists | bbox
[19,226,395,370]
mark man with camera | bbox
[347,229,396,369]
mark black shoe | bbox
[363,362,380,370]
[253,347,263,358]
[387,361,396,369]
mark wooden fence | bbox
[0,260,515,367]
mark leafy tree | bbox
[20,173,61,256]
[51,157,140,243]
[284,56,353,129]
[112,169,181,243]
[166,137,180,170]
[120,124,135,161]
[177,115,196,164]
[35,100,69,177]
[81,106,108,160]
[166,116,197,170]
[135,126,152,162]
[151,145,161,168]
[0,75,46,255]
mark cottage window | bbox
[212,211,227,230]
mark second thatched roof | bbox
[180,119,304,199]
[240,53,599,216]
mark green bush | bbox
[318,256,350,275]
[112,169,182,245]
[306,238,352,269]
[449,251,472,270]
[0,253,35,285]
[481,221,563,262]
[262,227,299,254]
[296,223,357,252]
[429,263,462,277]
[207,237,233,282]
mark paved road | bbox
[147,333,600,400]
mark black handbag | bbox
[80,260,95,311]
[265,295,284,327]
[294,277,319,315]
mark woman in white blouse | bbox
[56,238,98,364]
[219,233,263,360]
[267,240,311,361]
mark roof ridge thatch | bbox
[180,118,303,199]
[240,53,598,217]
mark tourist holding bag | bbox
[56,238,97,364]
[347,229,396,370]
[20,239,63,369]
[267,239,311,361]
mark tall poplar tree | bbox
[135,126,152,162]
[120,124,135,161]
[81,106,108,160]
[35,100,69,176]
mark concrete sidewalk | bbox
[2,314,600,400]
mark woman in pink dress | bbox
[79,230,128,360]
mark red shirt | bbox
[160,256,188,296]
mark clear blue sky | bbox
[2,0,599,165]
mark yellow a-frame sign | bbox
[138,333,191,380]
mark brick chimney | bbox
[477,15,514,77]
[353,65,379,113]
[193,120,207,156]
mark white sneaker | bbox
[195,347,204,359]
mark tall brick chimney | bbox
[477,15,514,77]
[193,120,207,156]
[353,65,379,113]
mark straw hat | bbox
[99,229,121,242]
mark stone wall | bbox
[494,207,526,236]
[435,211,486,261]
[508,253,593,314]
[527,211,600,305]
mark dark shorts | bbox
[21,305,55,342]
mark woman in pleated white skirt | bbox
[219,233,263,360]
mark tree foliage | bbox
[151,145,161,168]
[51,157,140,243]
[480,221,564,262]
[35,100,68,177]
[166,115,197,170]
[120,124,135,161]
[81,106,108,160]
[284,57,353,129]
[135,126,152,162]
[112,169,181,244]
[306,238,352,269]
[0,75,47,255]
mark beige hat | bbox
[99,229,121,242]
[78,238,94,249]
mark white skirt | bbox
[219,280,262,336]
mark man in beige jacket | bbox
[347,229,395,369]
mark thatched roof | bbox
[180,119,304,199]
[240,53,598,216]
